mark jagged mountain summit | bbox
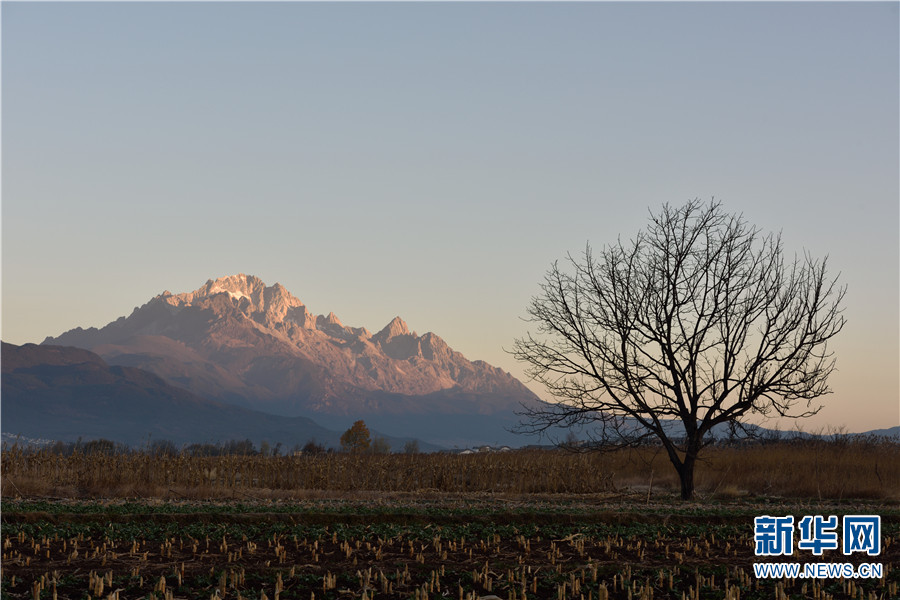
[45,275,538,444]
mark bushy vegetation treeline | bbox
[19,417,407,456]
[2,435,897,500]
[32,437,329,458]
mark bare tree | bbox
[513,200,846,500]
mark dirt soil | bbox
[2,497,897,599]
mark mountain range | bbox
[1,341,359,449]
[35,274,540,447]
[15,274,887,450]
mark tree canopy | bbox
[513,199,846,499]
[340,420,372,453]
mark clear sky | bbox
[3,2,898,434]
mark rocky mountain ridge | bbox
[44,275,538,433]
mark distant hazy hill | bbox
[859,426,899,439]
[44,274,541,447]
[1,342,428,450]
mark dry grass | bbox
[1,439,897,501]
[0,449,616,499]
[608,438,900,500]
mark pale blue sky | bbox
[3,2,898,432]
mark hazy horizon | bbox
[3,2,897,434]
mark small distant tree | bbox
[81,439,118,455]
[223,439,256,455]
[403,440,420,454]
[561,430,581,451]
[47,440,75,456]
[340,420,371,453]
[150,439,179,456]
[185,443,221,457]
[301,439,326,454]
[372,436,391,454]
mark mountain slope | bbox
[1,342,406,448]
[44,275,539,445]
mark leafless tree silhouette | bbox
[513,200,846,499]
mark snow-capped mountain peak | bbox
[44,275,538,419]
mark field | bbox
[2,440,898,599]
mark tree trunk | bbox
[676,447,699,500]
[676,460,694,500]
